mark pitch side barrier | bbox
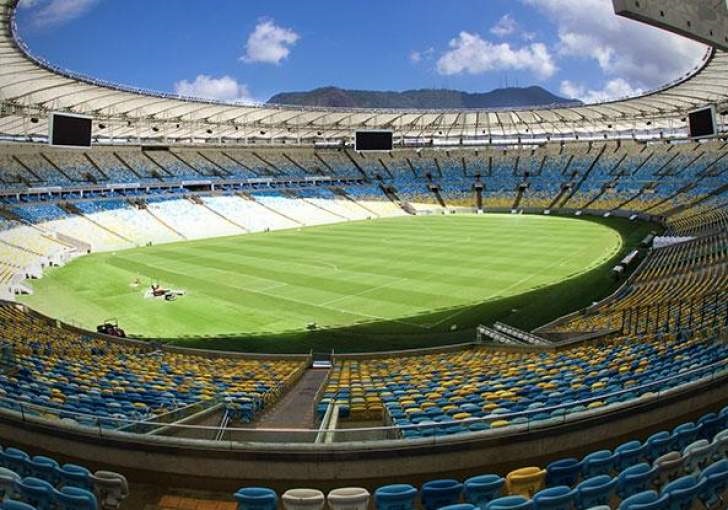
[5,301,312,362]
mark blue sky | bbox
[16,0,707,105]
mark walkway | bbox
[254,368,329,430]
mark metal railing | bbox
[619,289,728,337]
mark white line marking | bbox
[318,277,407,307]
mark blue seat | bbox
[27,457,59,487]
[617,463,656,500]
[671,423,698,452]
[697,413,721,441]
[57,464,92,490]
[0,449,29,477]
[645,432,671,462]
[484,495,533,510]
[532,485,575,510]
[582,450,616,478]
[698,460,728,509]
[618,490,668,510]
[616,441,645,471]
[439,505,476,510]
[545,458,581,488]
[0,500,37,510]
[234,487,278,510]
[17,477,54,510]
[576,475,617,508]
[464,475,504,509]
[374,484,418,510]
[421,479,463,510]
[661,475,703,510]
[55,486,98,510]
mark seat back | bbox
[421,479,463,510]
[0,500,37,510]
[506,467,545,499]
[281,489,325,510]
[18,477,54,510]
[234,487,278,510]
[484,495,532,510]
[56,486,98,510]
[91,471,129,510]
[545,458,581,487]
[464,475,504,509]
[532,485,575,510]
[327,488,370,510]
[682,440,713,476]
[374,484,418,510]
[576,475,616,508]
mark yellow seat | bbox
[506,467,546,498]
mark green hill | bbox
[267,86,580,109]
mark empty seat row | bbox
[0,444,127,509]
[235,406,728,510]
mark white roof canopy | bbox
[1,0,727,144]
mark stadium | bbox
[0,0,726,508]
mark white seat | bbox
[653,451,684,486]
[683,439,714,476]
[327,487,370,510]
[712,428,728,461]
[0,466,20,499]
[282,489,326,510]
[91,470,129,510]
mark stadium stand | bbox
[542,231,728,336]
[0,443,129,509]
[320,331,728,436]
[0,0,726,506]
[236,405,728,509]
[0,304,307,426]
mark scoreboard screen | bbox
[49,113,92,148]
[688,106,717,139]
[355,130,393,151]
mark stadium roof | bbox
[0,0,727,144]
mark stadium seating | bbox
[320,327,727,436]
[0,443,128,509]
[544,230,728,335]
[0,305,307,426]
[235,405,728,510]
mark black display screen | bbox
[50,114,92,147]
[355,131,393,151]
[688,108,716,138]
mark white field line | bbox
[318,277,408,307]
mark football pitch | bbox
[19,214,642,351]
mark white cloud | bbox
[436,32,557,80]
[174,75,253,103]
[410,47,434,64]
[20,0,99,27]
[524,0,706,89]
[242,19,299,65]
[560,78,644,103]
[490,14,518,37]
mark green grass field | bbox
[21,214,654,352]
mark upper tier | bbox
[1,0,727,143]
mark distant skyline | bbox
[16,0,708,105]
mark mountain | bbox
[266,86,580,109]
